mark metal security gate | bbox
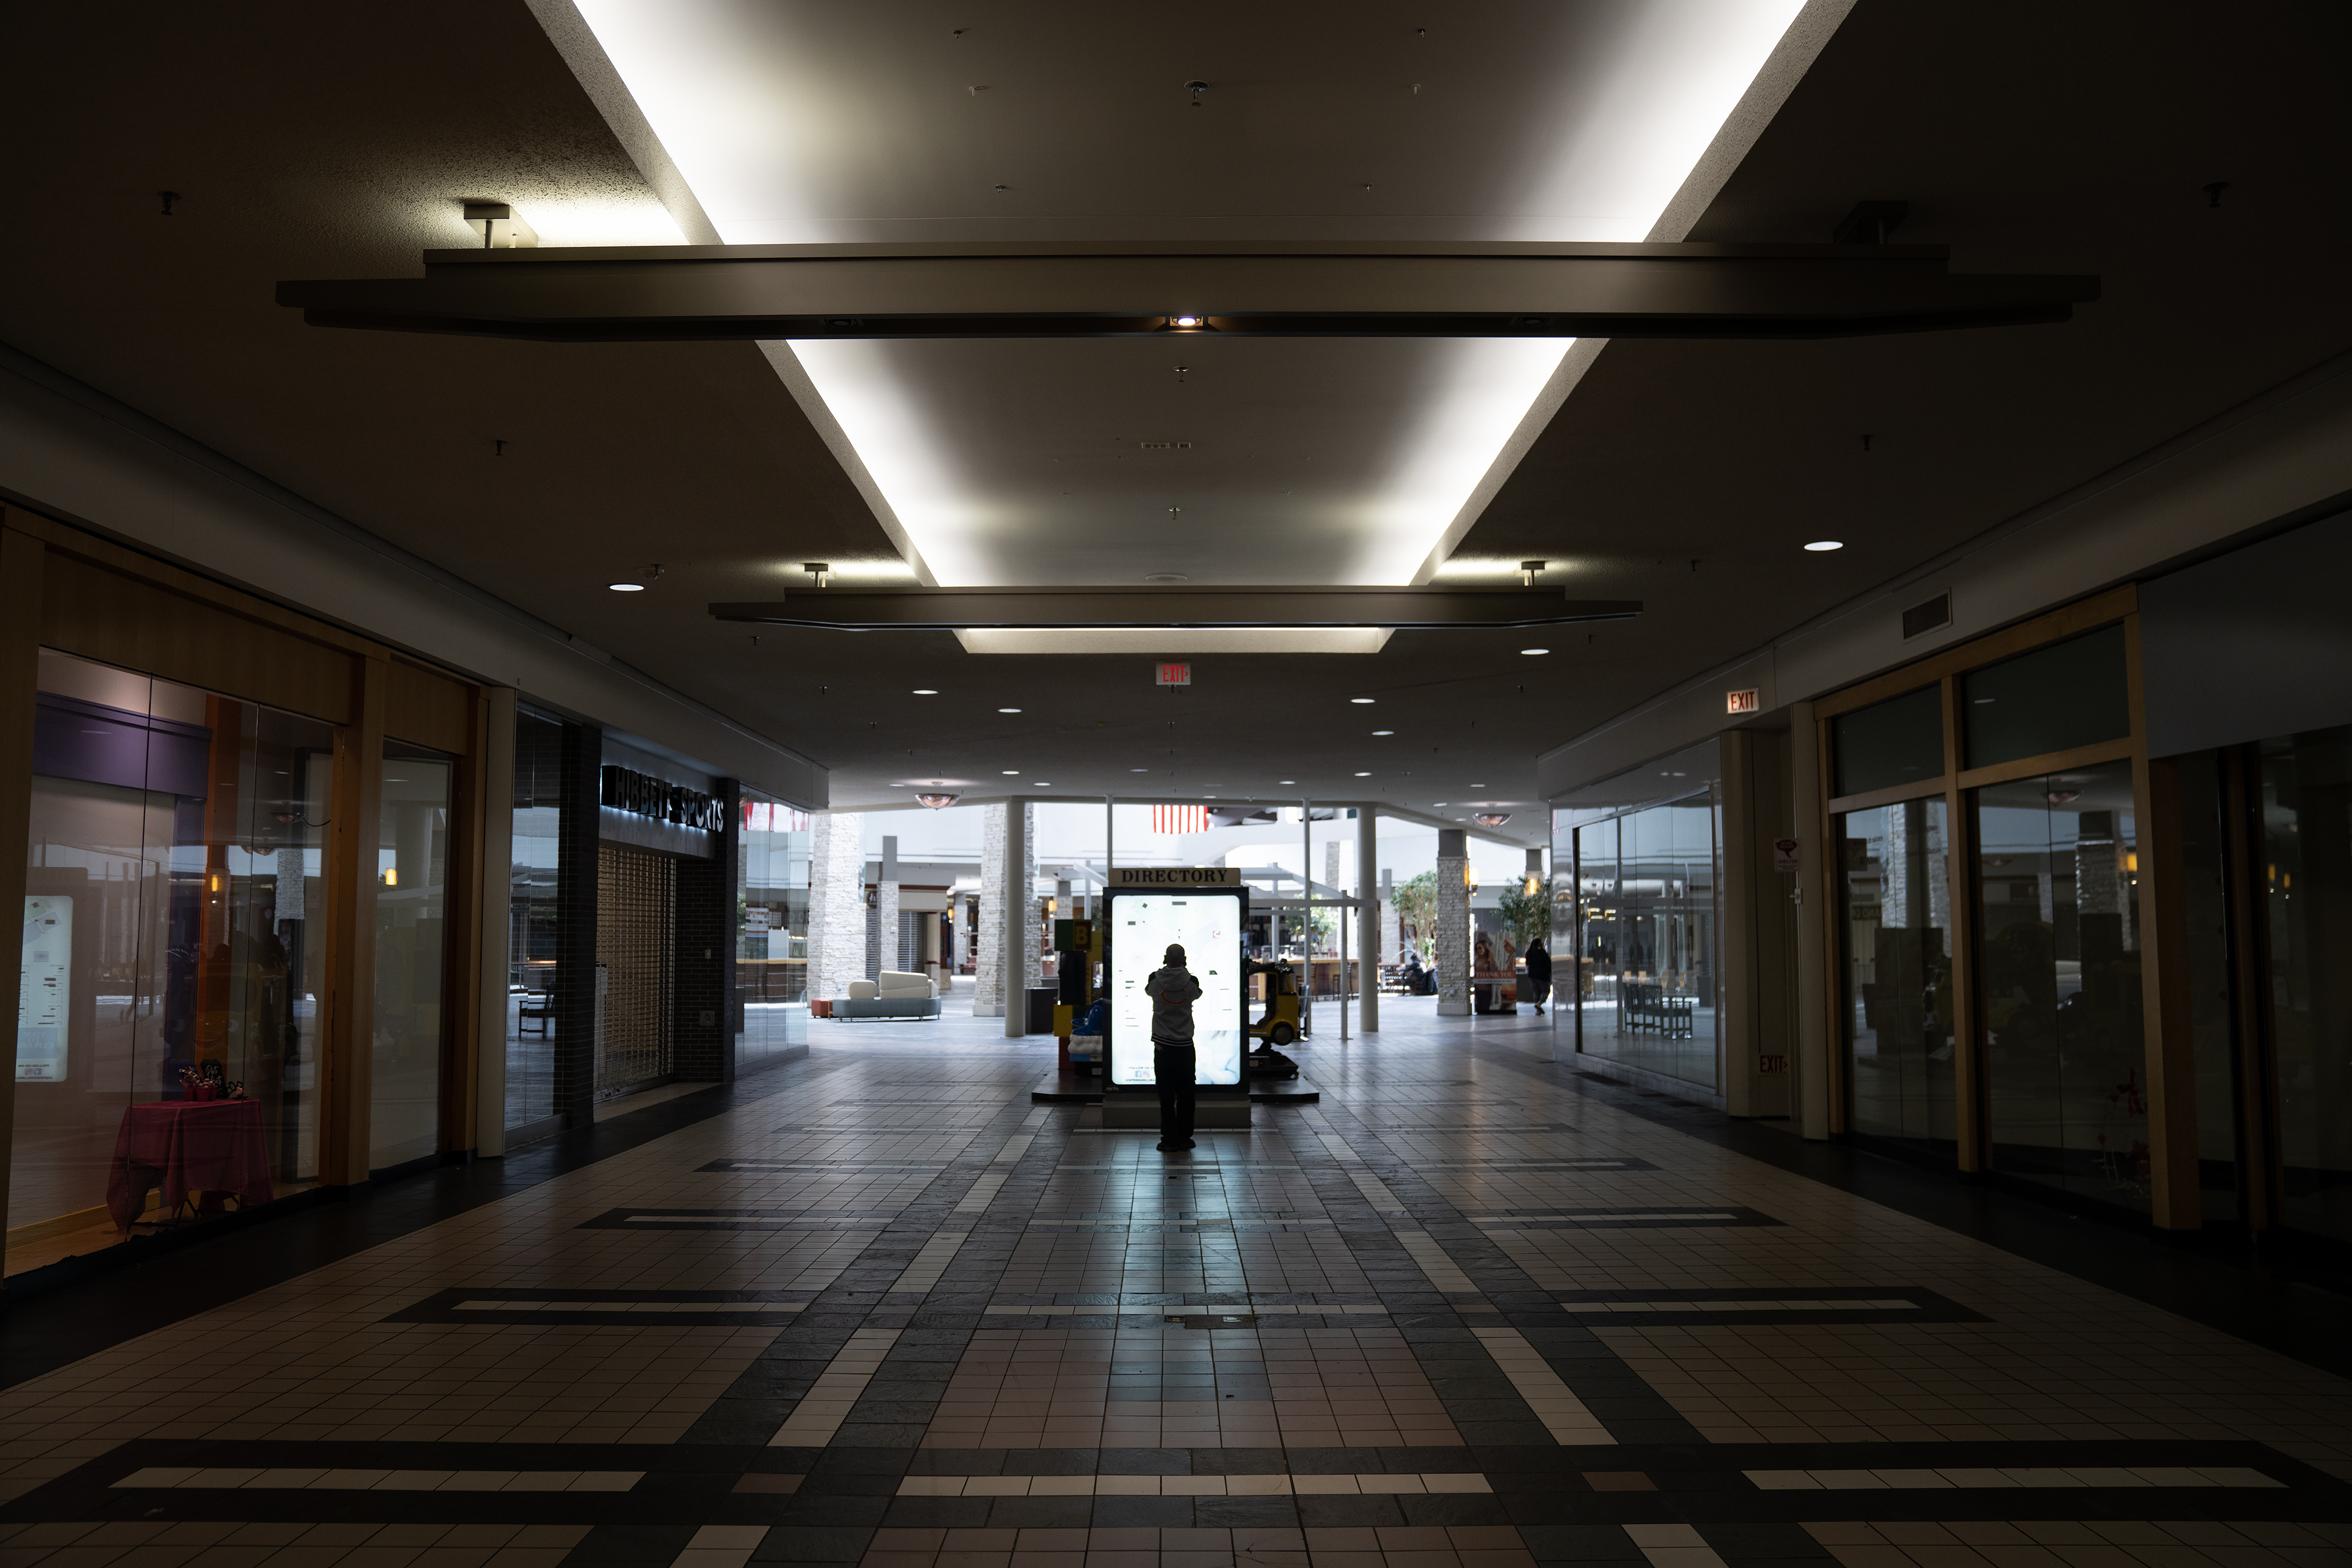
[595,844,674,1096]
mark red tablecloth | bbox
[106,1100,275,1231]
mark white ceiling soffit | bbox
[566,1,1827,589]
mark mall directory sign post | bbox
[1103,867,1248,1092]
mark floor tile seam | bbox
[1457,1041,2352,1386]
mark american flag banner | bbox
[1152,805,1211,834]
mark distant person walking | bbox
[1524,937,1553,1017]
[1145,943,1202,1152]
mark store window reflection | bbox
[14,650,330,1272]
[2260,724,2352,1243]
[372,748,452,1173]
[1977,760,2149,1209]
[1838,798,1955,1159]
[505,709,563,1134]
[1574,796,1718,1091]
[740,798,808,1068]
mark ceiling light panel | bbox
[567,1,1812,586]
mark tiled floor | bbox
[2,999,2350,1568]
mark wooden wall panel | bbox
[385,660,473,754]
[39,551,358,723]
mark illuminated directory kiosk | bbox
[1103,866,1248,1093]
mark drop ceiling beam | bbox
[708,587,1640,630]
[278,241,2097,343]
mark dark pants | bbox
[1152,1043,1197,1141]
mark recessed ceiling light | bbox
[1003,770,1018,775]
[913,688,938,694]
[1350,697,1375,704]
[1130,767,1149,772]
[1471,784,1486,788]
[1355,772,1372,777]
[607,582,646,592]
[1521,647,1550,656]
[998,707,1021,713]
[1803,540,1845,551]
[1434,801,1447,807]
[1032,782,1051,787]
[1280,780,1295,784]
[1172,315,1202,327]
[1371,729,1394,736]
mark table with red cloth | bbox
[106,1100,275,1231]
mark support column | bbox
[0,527,44,1254]
[550,721,601,1132]
[1380,868,1399,974]
[807,811,865,1008]
[1005,798,1027,1038]
[322,657,388,1181]
[1300,798,1314,1037]
[673,781,739,1083]
[474,687,517,1156]
[878,835,900,978]
[1358,805,1379,1033]
[1789,701,1832,1141]
[977,804,1006,1017]
[1721,730,1760,1117]
[1436,827,1471,1017]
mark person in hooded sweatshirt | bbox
[1145,942,1204,1151]
[1522,937,1553,1017]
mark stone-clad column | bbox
[1437,827,1471,1017]
[807,811,865,1005]
[877,834,900,979]
[977,804,1005,1017]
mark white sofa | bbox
[832,971,943,1021]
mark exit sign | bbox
[1157,663,1191,687]
[1725,688,1760,714]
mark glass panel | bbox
[1573,797,1717,1089]
[2174,753,2241,1223]
[1833,686,1943,797]
[739,797,808,1071]
[2261,724,2352,1242]
[1838,798,1956,1158]
[373,751,452,1171]
[1962,624,2129,770]
[1977,758,2149,1209]
[505,710,563,1130]
[15,651,329,1272]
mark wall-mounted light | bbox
[1522,875,1541,897]
[1464,864,1479,892]
[382,868,399,887]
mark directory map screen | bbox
[1108,891,1242,1088]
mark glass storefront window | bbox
[1963,625,2130,769]
[372,748,452,1172]
[505,710,563,1132]
[1977,759,2149,1209]
[2260,724,2352,1243]
[15,650,331,1269]
[1573,795,1719,1091]
[1833,686,1944,797]
[739,798,808,1070]
[1838,798,1956,1159]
